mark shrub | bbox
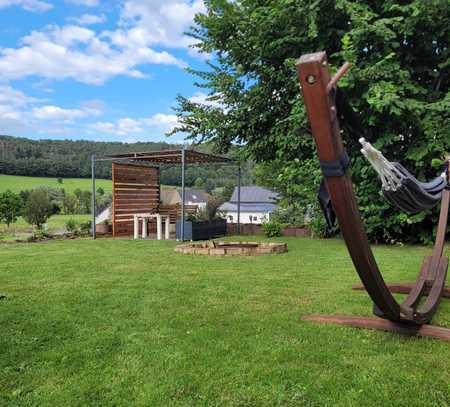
[65,218,78,233]
[271,205,305,227]
[79,221,92,235]
[23,189,53,229]
[307,203,335,239]
[27,228,50,242]
[0,190,23,228]
[261,221,283,238]
[187,196,226,223]
[206,196,225,220]
[63,195,78,214]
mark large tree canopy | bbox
[173,0,449,243]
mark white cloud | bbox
[68,13,106,26]
[31,99,106,122]
[66,0,99,6]
[80,99,105,116]
[89,111,179,138]
[112,0,206,49]
[0,85,42,133]
[89,118,143,136]
[0,1,207,85]
[0,85,41,107]
[0,0,52,12]
[32,105,89,122]
[0,24,187,84]
[0,86,107,136]
[143,113,178,130]
[188,91,224,108]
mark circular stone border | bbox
[175,241,288,256]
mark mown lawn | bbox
[0,174,176,194]
[0,214,91,236]
[0,174,112,194]
[1,237,450,406]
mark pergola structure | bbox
[91,148,241,241]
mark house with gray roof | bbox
[219,186,279,224]
[161,189,209,209]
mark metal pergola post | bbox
[91,154,96,240]
[180,147,186,241]
[237,164,241,235]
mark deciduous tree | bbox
[0,190,23,228]
[173,0,449,243]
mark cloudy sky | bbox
[0,0,210,142]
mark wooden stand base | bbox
[352,283,450,298]
[301,315,450,341]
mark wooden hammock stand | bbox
[296,51,450,341]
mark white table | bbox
[133,213,170,240]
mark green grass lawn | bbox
[0,174,112,194]
[0,214,91,235]
[1,237,450,406]
[0,174,177,194]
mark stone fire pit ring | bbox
[175,241,288,256]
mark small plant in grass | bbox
[79,220,92,236]
[65,218,78,234]
[261,220,283,237]
[27,228,50,242]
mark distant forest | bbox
[0,135,253,191]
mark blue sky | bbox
[0,0,212,143]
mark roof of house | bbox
[160,188,209,205]
[184,189,209,203]
[229,186,279,203]
[219,202,278,213]
[160,189,179,205]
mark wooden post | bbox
[157,214,162,240]
[237,164,241,235]
[165,216,170,240]
[142,218,148,239]
[91,154,96,240]
[134,215,139,240]
[180,148,186,241]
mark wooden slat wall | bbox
[158,204,198,224]
[112,162,160,237]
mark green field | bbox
[1,236,450,406]
[0,214,91,236]
[0,174,112,194]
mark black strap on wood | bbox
[319,150,350,177]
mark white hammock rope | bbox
[359,138,448,192]
[359,138,404,191]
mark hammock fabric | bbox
[318,89,449,226]
[383,162,448,213]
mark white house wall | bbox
[224,211,271,224]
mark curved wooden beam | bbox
[297,52,401,321]
[301,315,450,341]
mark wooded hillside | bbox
[0,135,253,190]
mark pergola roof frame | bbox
[91,148,240,241]
[94,149,234,165]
